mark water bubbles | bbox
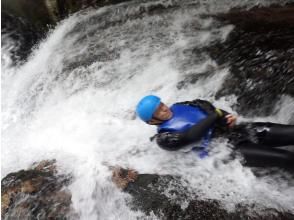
[2,0,293,218]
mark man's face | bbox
[148,102,172,124]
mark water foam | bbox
[2,0,293,218]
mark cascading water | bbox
[2,0,294,219]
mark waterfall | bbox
[2,0,293,219]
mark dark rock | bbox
[206,3,294,117]
[1,11,45,64]
[55,0,133,20]
[2,0,133,28]
[1,160,75,220]
[216,4,294,32]
[112,167,294,220]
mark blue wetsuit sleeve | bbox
[156,112,219,151]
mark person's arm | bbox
[156,112,219,151]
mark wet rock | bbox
[112,166,138,189]
[112,167,294,220]
[1,0,134,64]
[2,0,133,29]
[1,11,44,64]
[1,160,74,220]
[206,4,294,116]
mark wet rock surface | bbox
[1,11,44,64]
[112,167,294,220]
[1,160,74,220]
[2,0,177,65]
[206,3,294,117]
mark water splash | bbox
[2,0,293,218]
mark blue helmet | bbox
[136,95,161,122]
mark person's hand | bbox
[225,114,237,128]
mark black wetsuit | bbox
[154,99,294,169]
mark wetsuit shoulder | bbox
[177,99,227,113]
[176,99,215,113]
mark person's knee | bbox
[250,122,294,146]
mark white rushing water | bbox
[2,0,294,219]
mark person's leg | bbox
[249,122,294,147]
[237,143,294,171]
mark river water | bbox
[2,0,294,219]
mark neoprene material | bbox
[152,99,294,170]
[238,144,294,171]
[156,104,216,152]
[154,100,229,153]
[233,122,294,171]
[158,104,208,132]
[252,122,294,147]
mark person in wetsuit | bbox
[136,95,294,169]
